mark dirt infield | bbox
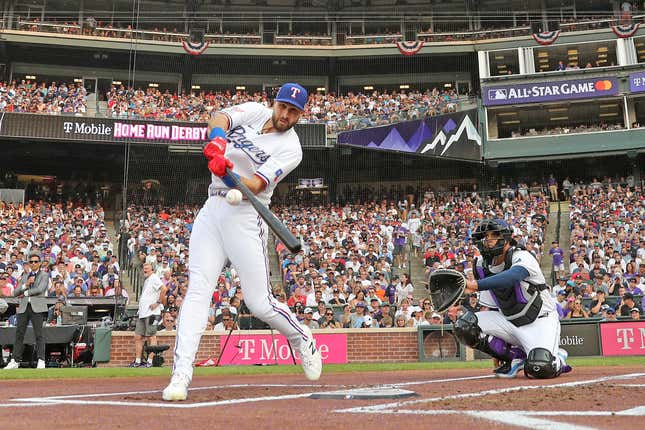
[1,366,643,429]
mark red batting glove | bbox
[203,136,227,161]
[207,153,234,177]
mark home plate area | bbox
[337,372,645,430]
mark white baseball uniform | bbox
[476,250,564,363]
[172,102,306,380]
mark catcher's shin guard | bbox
[453,311,513,362]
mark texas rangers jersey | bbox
[477,249,556,314]
[213,102,303,205]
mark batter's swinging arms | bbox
[454,219,572,379]
[162,83,322,401]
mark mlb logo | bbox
[274,169,283,181]
[488,89,508,101]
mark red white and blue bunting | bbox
[181,40,210,56]
[395,40,424,56]
[532,30,561,46]
[611,23,641,38]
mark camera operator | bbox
[129,263,166,368]
[4,252,49,369]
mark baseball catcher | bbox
[435,219,572,379]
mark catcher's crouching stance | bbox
[429,219,572,379]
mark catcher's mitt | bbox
[428,269,467,313]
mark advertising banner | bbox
[628,71,645,93]
[337,109,482,161]
[0,112,325,147]
[600,321,645,356]
[218,333,347,365]
[482,77,619,106]
[559,322,601,357]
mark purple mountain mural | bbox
[407,121,434,152]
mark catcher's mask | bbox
[472,219,513,263]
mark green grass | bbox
[0,356,642,380]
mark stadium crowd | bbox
[0,79,87,115]
[104,85,461,131]
[15,13,639,45]
[1,177,642,340]
[0,200,123,321]
[551,180,645,320]
[508,122,625,139]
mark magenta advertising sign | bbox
[600,321,645,356]
[217,333,348,366]
[482,77,619,106]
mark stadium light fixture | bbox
[538,52,549,57]
[548,107,567,113]
[494,55,505,60]
[500,120,520,125]
[399,84,409,89]
[235,86,246,90]
[25,75,36,79]
[567,49,578,54]
[148,83,159,87]
[497,112,517,116]
[444,83,452,88]
[73,78,83,83]
[599,112,618,117]
[316,87,326,92]
[112,81,122,85]
[597,46,608,52]
[364,86,374,90]
[191,85,201,89]
[599,104,618,108]
[550,116,569,121]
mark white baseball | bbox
[225,189,243,205]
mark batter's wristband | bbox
[222,173,239,188]
[209,127,226,140]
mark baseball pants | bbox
[172,196,308,380]
[477,310,563,362]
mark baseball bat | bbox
[225,168,301,253]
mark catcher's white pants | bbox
[477,310,562,358]
[172,196,308,380]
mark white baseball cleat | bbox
[3,359,19,370]
[162,373,190,401]
[298,326,322,381]
[36,359,46,369]
[495,358,525,379]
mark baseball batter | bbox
[454,219,572,379]
[162,83,322,401]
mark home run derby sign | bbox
[482,77,619,106]
[0,112,324,146]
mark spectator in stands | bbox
[630,308,641,320]
[350,302,368,328]
[394,315,407,328]
[0,272,13,297]
[158,311,175,332]
[566,298,590,319]
[320,308,341,328]
[618,292,637,317]
[302,307,319,329]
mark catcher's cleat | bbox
[299,325,322,381]
[162,373,190,401]
[495,358,525,379]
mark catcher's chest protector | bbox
[475,248,546,327]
